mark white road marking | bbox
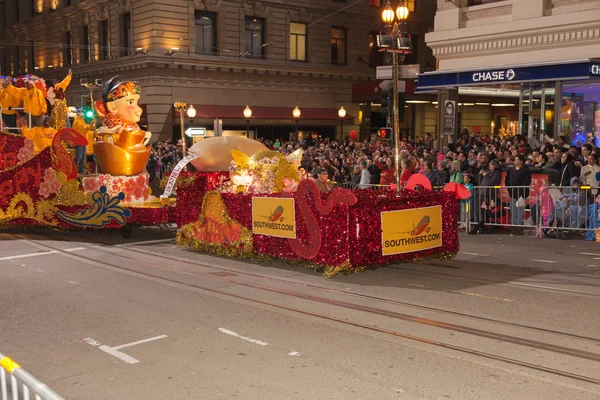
[98,345,139,364]
[84,335,167,364]
[581,252,600,256]
[121,239,175,246]
[462,252,489,256]
[531,259,557,264]
[588,265,599,267]
[113,335,168,350]
[288,351,301,357]
[509,281,594,295]
[218,328,269,346]
[0,247,84,261]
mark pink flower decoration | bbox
[17,140,34,163]
[96,174,111,188]
[82,177,100,192]
[38,168,62,197]
[111,177,126,194]
[39,182,50,198]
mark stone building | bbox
[0,0,436,141]
[421,0,600,143]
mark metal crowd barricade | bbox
[0,352,64,400]
[339,182,357,189]
[538,185,596,238]
[0,108,32,131]
[469,185,540,231]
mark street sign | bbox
[377,64,420,80]
[185,127,207,137]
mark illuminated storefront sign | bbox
[417,59,600,90]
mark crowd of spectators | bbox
[147,139,185,182]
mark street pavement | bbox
[1,228,600,399]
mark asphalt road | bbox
[1,228,600,399]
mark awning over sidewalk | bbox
[178,105,354,121]
[417,59,600,91]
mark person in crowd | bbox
[449,160,464,184]
[553,177,588,229]
[380,157,395,185]
[358,160,372,189]
[0,77,22,133]
[20,78,47,127]
[48,69,72,130]
[72,109,95,175]
[557,152,580,187]
[438,160,450,186]
[422,161,440,187]
[368,159,381,185]
[351,165,361,186]
[311,167,331,192]
[399,159,412,188]
[580,154,600,188]
[505,155,532,225]
[470,159,502,234]
[22,115,56,154]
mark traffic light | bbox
[378,127,391,139]
[380,87,391,120]
[83,99,94,124]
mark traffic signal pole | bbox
[392,51,400,196]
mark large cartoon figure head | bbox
[102,76,142,124]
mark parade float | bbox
[0,73,460,276]
[165,140,461,277]
[0,76,175,235]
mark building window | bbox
[468,0,505,5]
[121,12,132,56]
[15,0,20,22]
[370,0,414,11]
[81,25,89,63]
[194,11,216,55]
[64,31,72,66]
[0,48,7,75]
[289,22,307,62]
[245,17,265,58]
[368,32,383,68]
[331,27,347,65]
[99,20,109,60]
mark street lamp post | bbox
[243,106,252,138]
[378,0,412,196]
[80,78,103,173]
[338,106,346,141]
[174,102,195,157]
[293,106,301,135]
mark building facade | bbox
[422,0,600,143]
[0,0,435,142]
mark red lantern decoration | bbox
[349,130,358,141]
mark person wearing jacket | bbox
[22,116,56,154]
[20,79,47,127]
[449,160,464,184]
[504,155,532,225]
[0,77,22,133]
[72,109,94,174]
[470,159,502,234]
[556,152,580,187]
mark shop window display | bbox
[562,82,600,147]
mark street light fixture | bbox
[243,106,252,137]
[338,106,346,141]
[378,0,412,196]
[293,106,301,134]
[174,101,194,157]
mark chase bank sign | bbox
[592,64,600,76]
[472,69,516,83]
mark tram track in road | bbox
[13,230,600,344]
[19,230,600,345]
[7,232,600,387]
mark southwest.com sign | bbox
[380,206,443,256]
